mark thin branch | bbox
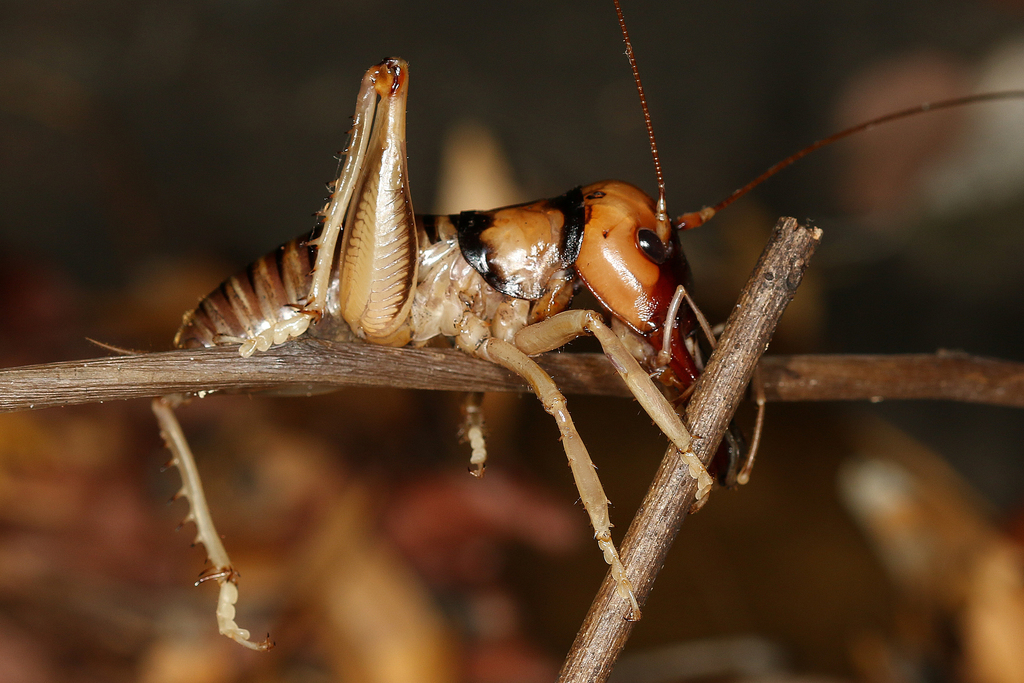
[558,216,821,682]
[761,352,1024,407]
[0,341,625,413]
[1,343,1022,415]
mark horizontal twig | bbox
[0,343,1021,414]
[761,351,1024,407]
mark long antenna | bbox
[675,90,1024,230]
[613,0,670,236]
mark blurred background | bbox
[1,0,1024,681]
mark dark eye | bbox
[636,228,668,264]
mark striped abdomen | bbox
[174,233,318,349]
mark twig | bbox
[1,343,1022,414]
[760,352,1024,407]
[557,216,821,682]
[0,340,619,413]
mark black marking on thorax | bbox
[455,210,494,283]
[550,186,585,267]
[455,187,585,299]
[417,214,441,244]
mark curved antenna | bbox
[613,0,670,235]
[676,90,1024,230]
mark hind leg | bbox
[152,396,272,651]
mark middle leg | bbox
[477,336,642,620]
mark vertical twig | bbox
[558,217,823,682]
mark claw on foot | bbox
[466,424,487,478]
[196,566,239,586]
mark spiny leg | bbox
[234,63,384,357]
[302,65,380,319]
[459,392,488,477]
[514,309,713,504]
[477,337,641,620]
[334,59,418,347]
[152,397,273,651]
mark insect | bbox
[153,36,717,648]
[142,0,1024,653]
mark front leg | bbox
[514,309,714,504]
[447,311,640,612]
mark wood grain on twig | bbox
[558,217,821,683]
[1,344,1022,414]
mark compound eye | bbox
[636,228,668,264]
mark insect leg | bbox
[664,284,766,488]
[478,337,641,620]
[335,59,418,345]
[302,65,379,319]
[514,310,714,504]
[737,365,766,486]
[234,61,395,357]
[656,284,717,370]
[151,397,272,651]
[459,391,488,477]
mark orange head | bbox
[574,180,699,389]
